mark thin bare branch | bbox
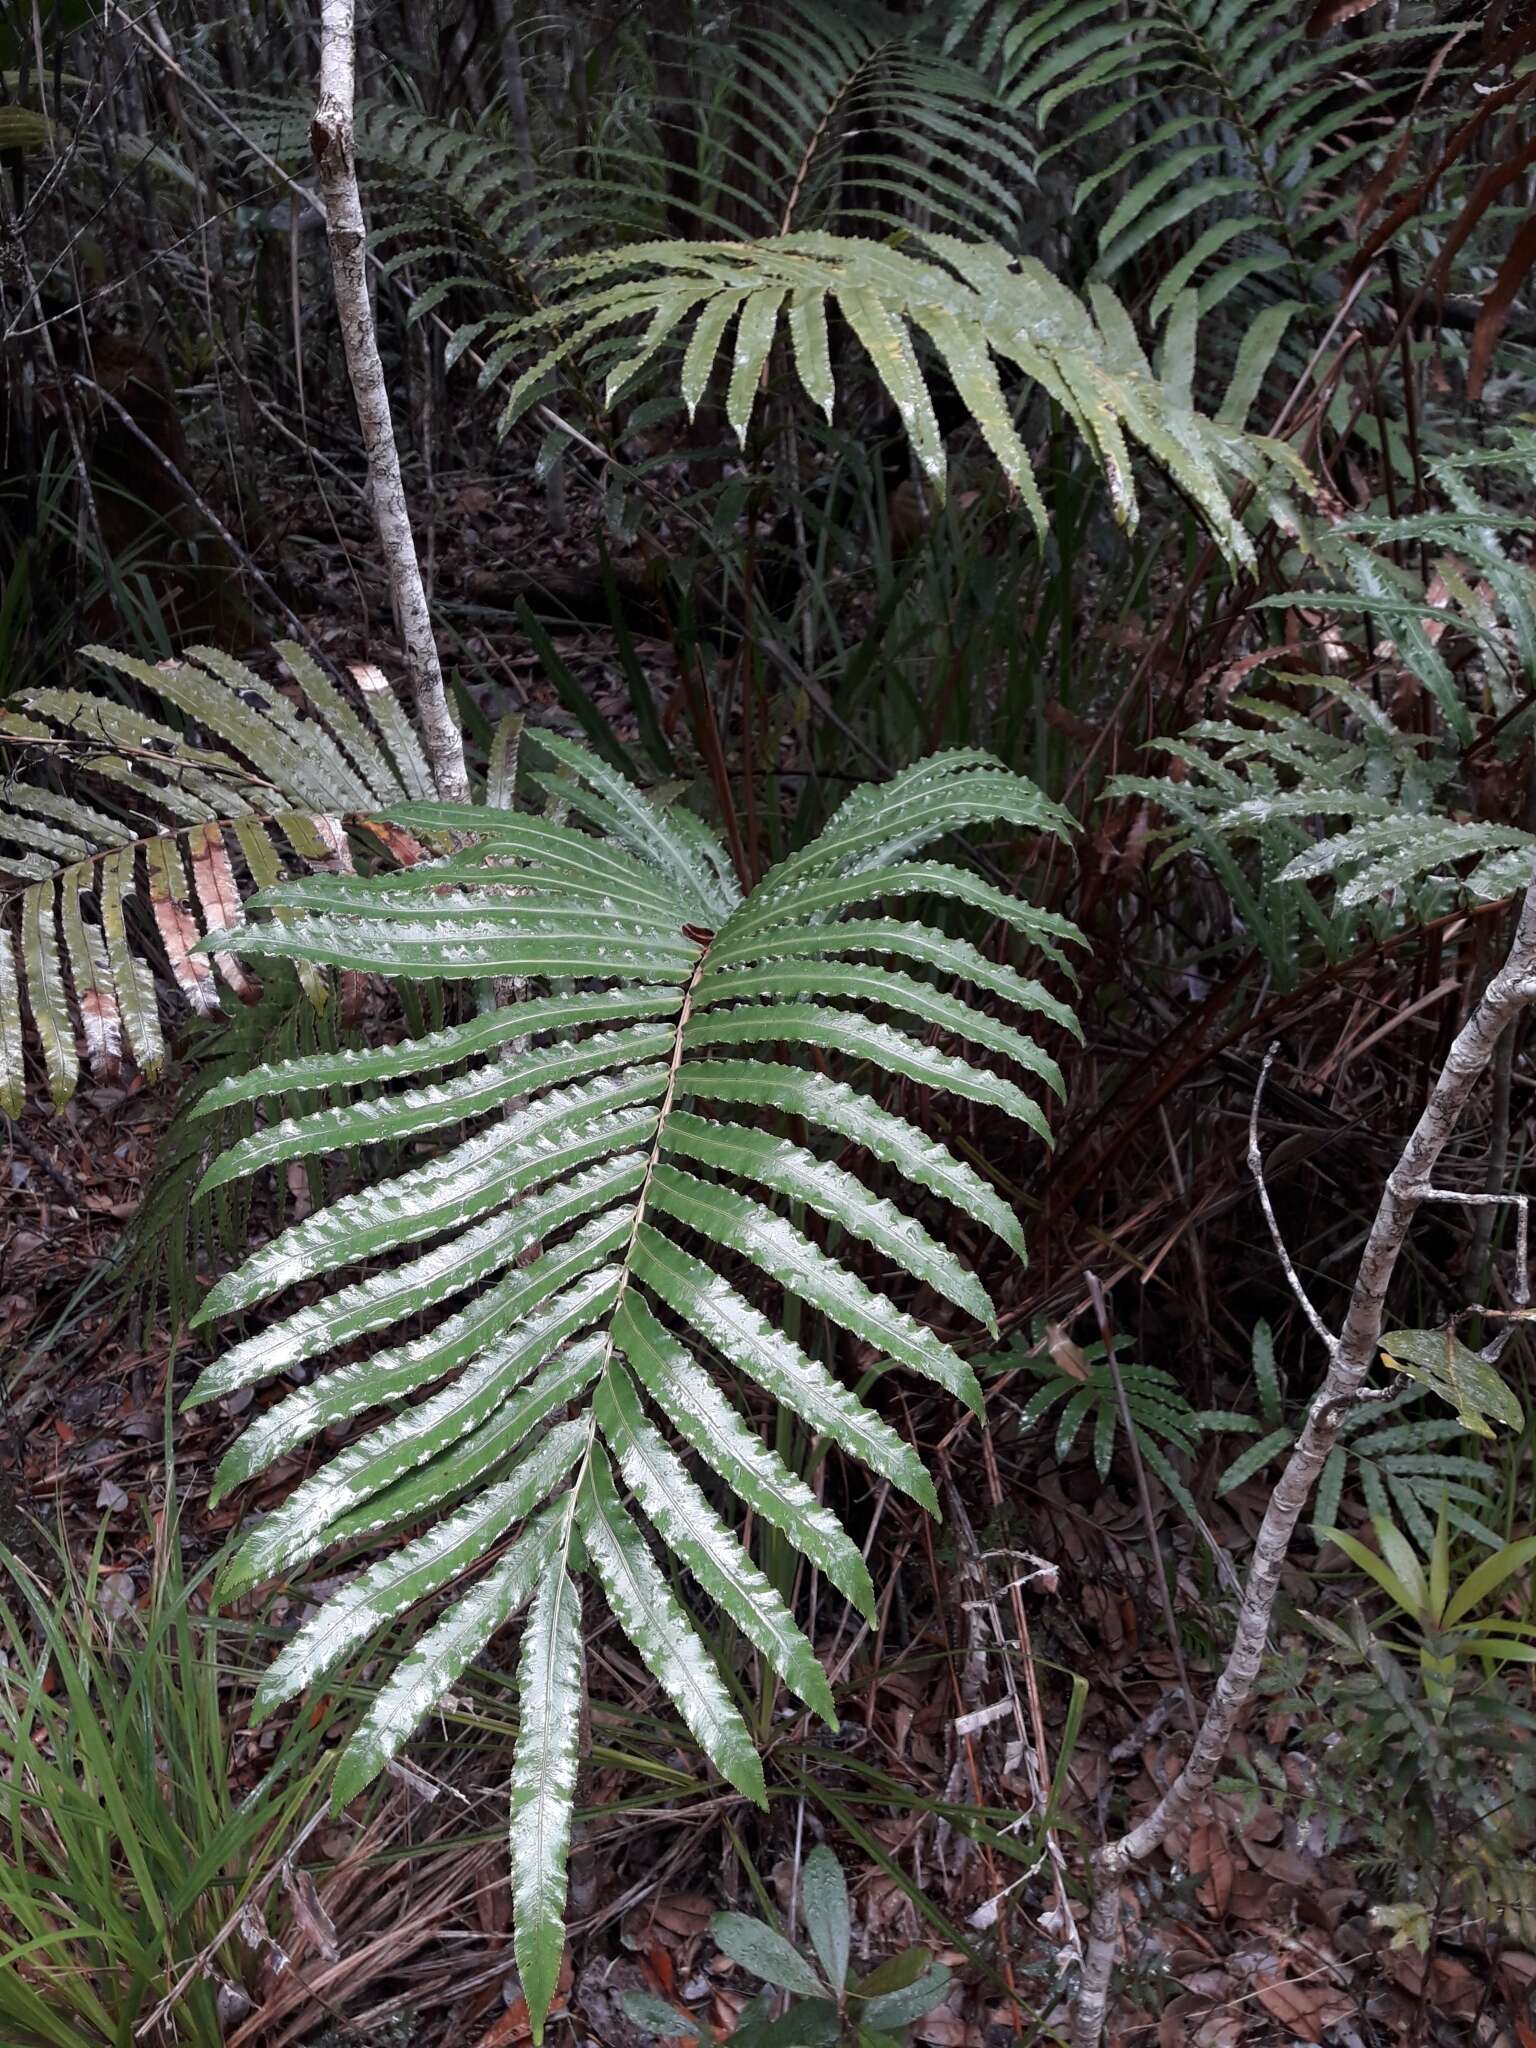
[310,0,469,802]
[1072,873,1536,2048]
[1247,1043,1335,1352]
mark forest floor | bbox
[5,954,1531,2048]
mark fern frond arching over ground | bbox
[477,229,1310,567]
[188,738,1082,2040]
[12,2,1536,2043]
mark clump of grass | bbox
[0,1501,330,2048]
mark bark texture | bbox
[311,0,469,802]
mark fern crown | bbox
[188,737,1081,2040]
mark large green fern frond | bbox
[483,229,1307,566]
[244,2,1031,320]
[1110,432,1536,968]
[188,736,1082,2040]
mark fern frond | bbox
[1008,1330,1241,1526]
[1311,1389,1504,1552]
[488,229,1304,565]
[190,736,1082,2041]
[243,0,1033,341]
[1112,441,1536,968]
[1112,681,1535,981]
[976,0,1466,326]
[0,643,429,1109]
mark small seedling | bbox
[624,1845,951,2047]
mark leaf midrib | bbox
[551,927,714,1546]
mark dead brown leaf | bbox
[1189,1821,1235,1917]
[1251,1960,1354,2040]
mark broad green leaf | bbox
[1380,1328,1525,1438]
[1373,1513,1430,1616]
[1451,1637,1536,1663]
[801,1845,850,1992]
[619,1989,699,2039]
[861,1966,952,2029]
[1319,1525,1425,1616]
[712,1913,827,1997]
[853,1947,936,2000]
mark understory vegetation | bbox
[3,1,1536,2044]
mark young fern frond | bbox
[486,230,1307,567]
[188,737,1083,2041]
[1008,1331,1253,1528]
[0,643,429,1110]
